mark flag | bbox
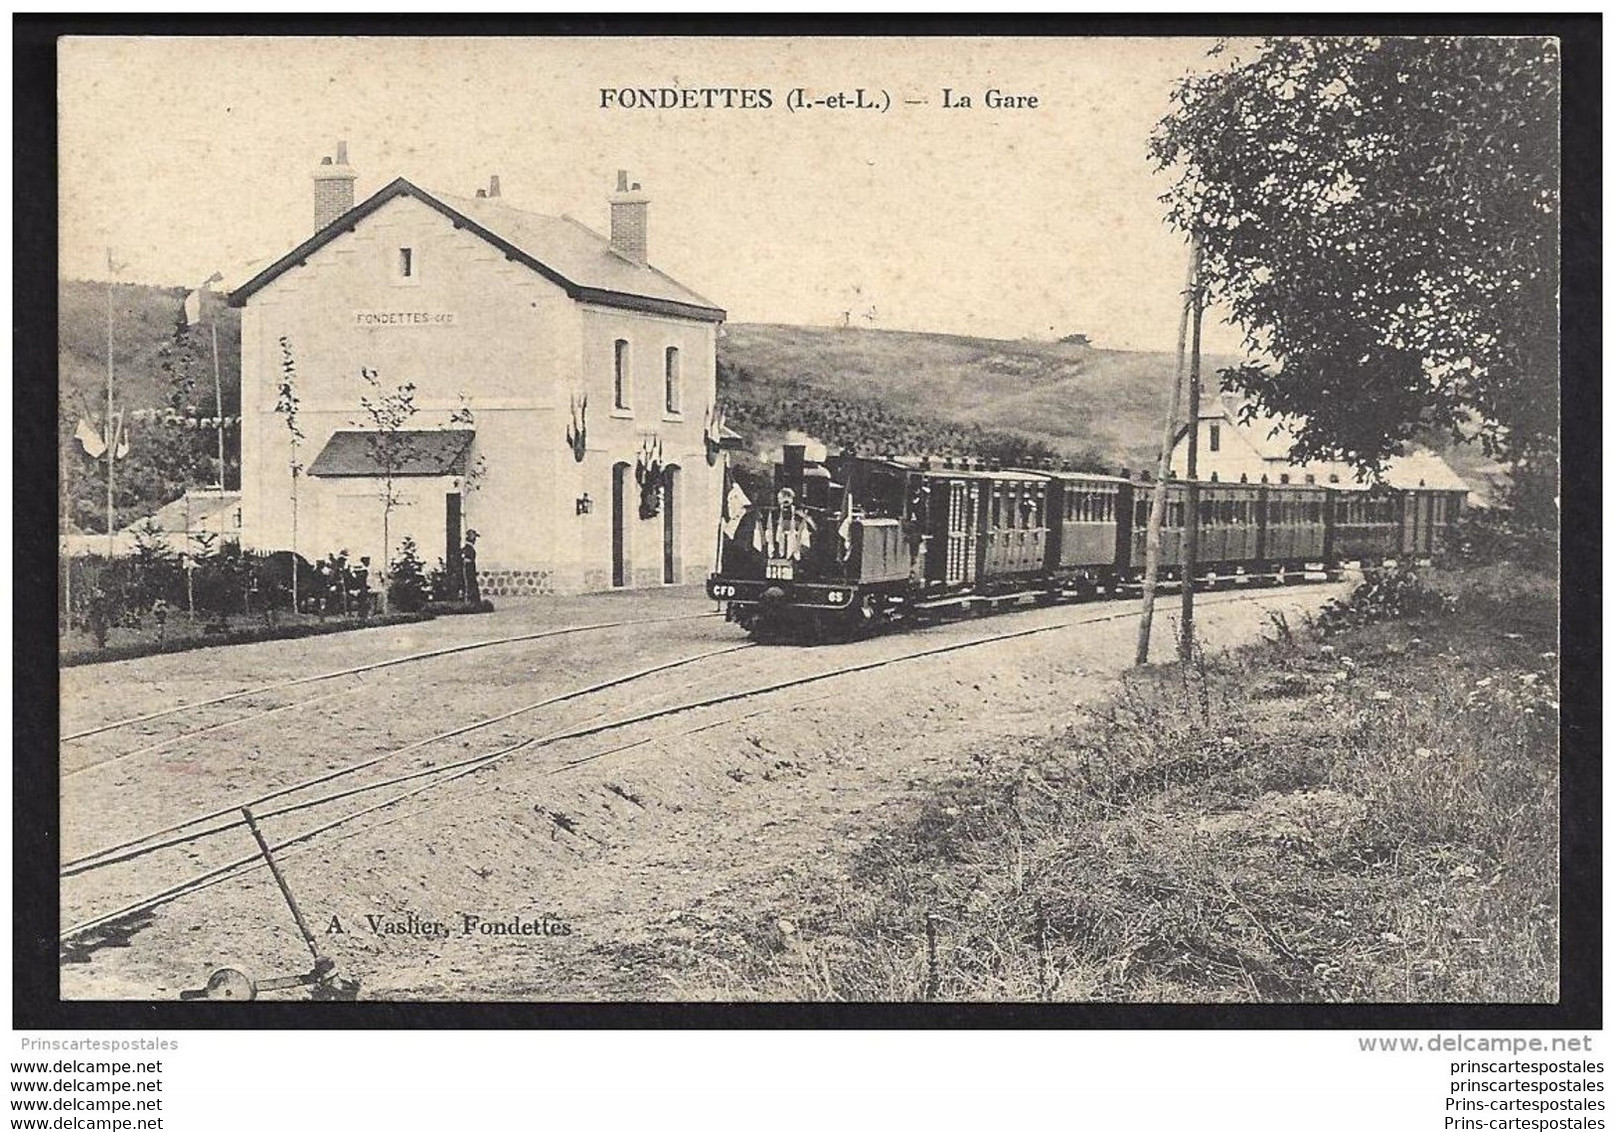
[723,481,750,540]
[110,411,130,461]
[75,418,106,459]
[181,289,201,329]
[566,392,587,461]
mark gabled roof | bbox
[121,491,242,536]
[307,429,476,478]
[228,178,726,323]
[1380,451,1470,493]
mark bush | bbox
[1451,506,1558,573]
[1314,565,1455,638]
[387,536,430,613]
[421,599,495,616]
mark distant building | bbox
[230,144,727,595]
[64,488,242,558]
[1169,396,1471,499]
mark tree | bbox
[275,336,306,610]
[356,369,422,611]
[1150,37,1559,498]
[154,304,232,490]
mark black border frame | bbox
[14,12,1600,1031]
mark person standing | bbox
[461,529,481,604]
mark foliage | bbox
[1313,564,1455,637]
[61,544,314,640]
[1150,37,1559,480]
[1450,507,1558,574]
[127,520,179,612]
[355,368,422,608]
[60,284,240,533]
[387,536,431,613]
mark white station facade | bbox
[232,146,727,596]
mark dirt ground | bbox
[59,581,1347,1001]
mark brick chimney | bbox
[609,170,648,263]
[312,141,357,232]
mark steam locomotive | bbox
[706,444,1463,640]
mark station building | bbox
[231,144,728,595]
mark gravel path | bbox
[60,581,1346,1000]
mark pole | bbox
[290,471,300,614]
[1134,238,1199,666]
[105,252,116,557]
[714,453,728,577]
[210,318,225,490]
[62,427,73,628]
[240,806,324,965]
[184,495,195,619]
[1179,231,1206,661]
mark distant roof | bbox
[228,178,726,323]
[307,429,475,478]
[121,490,241,535]
[1185,397,1469,493]
[1381,450,1470,492]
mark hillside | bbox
[59,279,242,532]
[59,279,241,419]
[56,284,1502,530]
[717,323,1243,473]
[716,323,1507,500]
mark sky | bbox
[59,35,1250,354]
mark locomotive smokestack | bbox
[782,444,806,498]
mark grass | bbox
[720,322,1235,470]
[652,563,1560,1002]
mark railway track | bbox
[60,610,723,777]
[60,585,1322,948]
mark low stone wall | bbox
[482,561,711,596]
[476,567,555,598]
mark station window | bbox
[664,347,682,415]
[1209,423,1221,453]
[397,247,414,279]
[613,340,631,410]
